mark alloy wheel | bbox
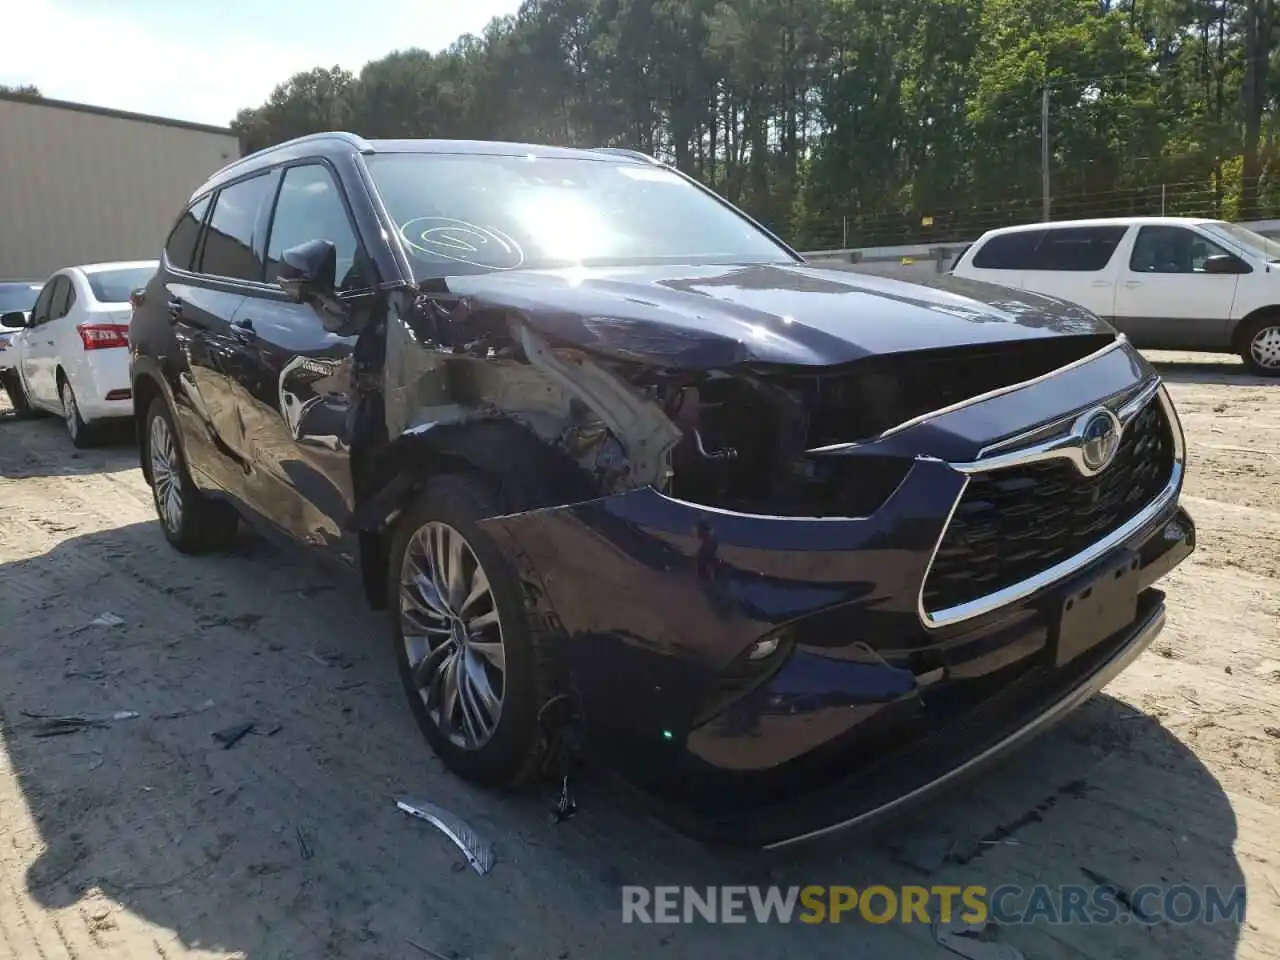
[400,520,507,750]
[1250,324,1280,371]
[149,413,184,533]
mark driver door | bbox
[1113,224,1241,349]
[20,276,66,406]
[231,161,375,558]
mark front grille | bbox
[921,395,1175,614]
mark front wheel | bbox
[389,474,554,788]
[143,397,239,553]
[0,369,36,418]
[1240,313,1280,377]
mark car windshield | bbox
[1201,222,1280,262]
[365,152,794,277]
[86,266,156,303]
[0,284,41,313]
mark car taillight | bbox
[77,323,130,350]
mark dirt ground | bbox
[0,351,1277,960]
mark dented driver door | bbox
[225,294,359,559]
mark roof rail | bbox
[219,131,372,177]
[591,147,660,164]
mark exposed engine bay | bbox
[382,288,1116,520]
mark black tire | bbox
[59,378,99,448]
[1238,312,1280,377]
[0,368,37,418]
[389,473,555,789]
[143,396,240,553]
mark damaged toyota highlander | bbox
[128,133,1195,848]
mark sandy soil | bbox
[0,351,1276,960]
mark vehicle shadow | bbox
[0,412,137,477]
[0,522,1246,960]
[1145,352,1276,387]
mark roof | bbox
[979,216,1222,237]
[72,261,159,274]
[196,131,654,199]
[0,90,237,138]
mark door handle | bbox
[1123,280,1143,288]
[1090,280,1110,287]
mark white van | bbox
[951,217,1280,375]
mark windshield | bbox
[365,153,794,277]
[1201,222,1280,262]
[0,284,41,313]
[86,266,156,303]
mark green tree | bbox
[227,0,1280,247]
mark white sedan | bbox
[0,282,43,414]
[0,261,157,446]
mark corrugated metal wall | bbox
[0,98,241,279]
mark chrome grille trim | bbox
[917,381,1184,630]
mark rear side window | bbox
[48,277,72,321]
[1032,226,1127,271]
[199,174,275,282]
[165,195,211,271]
[971,231,1045,269]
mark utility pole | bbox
[1041,85,1051,221]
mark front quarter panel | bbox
[478,335,1183,806]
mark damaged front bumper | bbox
[479,428,1195,849]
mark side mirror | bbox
[277,239,338,303]
[1203,253,1249,275]
[0,311,27,329]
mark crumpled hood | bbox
[438,261,1116,369]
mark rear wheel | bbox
[144,397,239,553]
[1240,313,1280,377]
[60,378,97,448]
[389,474,554,788]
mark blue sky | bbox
[3,0,522,127]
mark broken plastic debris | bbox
[90,612,125,627]
[21,709,139,737]
[212,722,255,749]
[295,825,314,860]
[395,797,495,875]
[933,916,1025,960]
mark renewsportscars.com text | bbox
[621,884,1246,926]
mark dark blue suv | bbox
[129,132,1195,848]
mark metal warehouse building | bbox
[0,92,241,279]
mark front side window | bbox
[166,195,211,271]
[87,267,157,303]
[199,174,275,281]
[365,152,794,277]
[28,281,56,326]
[265,164,369,291]
[971,231,1045,270]
[1129,225,1233,274]
[1032,226,1128,271]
